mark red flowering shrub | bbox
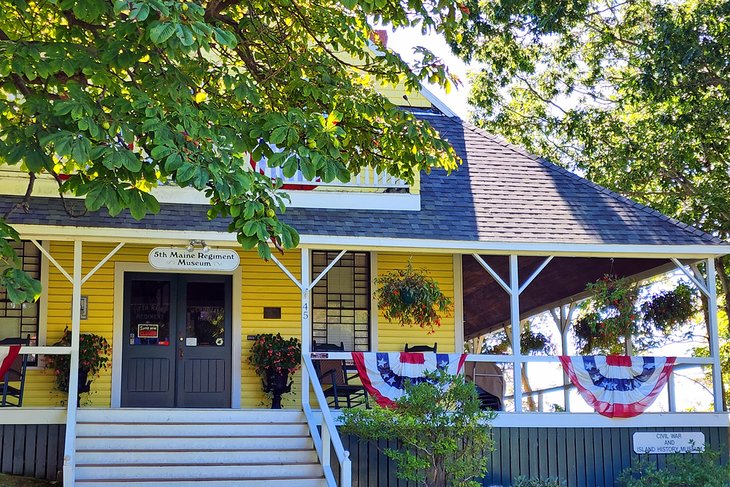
[248,333,301,376]
[46,327,111,392]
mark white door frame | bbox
[111,262,243,408]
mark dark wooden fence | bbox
[0,424,65,481]
[339,426,729,487]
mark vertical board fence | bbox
[339,426,729,487]
[0,424,65,482]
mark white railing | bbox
[302,353,352,487]
[254,158,408,190]
[308,352,718,415]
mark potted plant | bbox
[248,333,301,409]
[641,283,697,333]
[46,327,111,406]
[374,261,452,334]
[574,274,639,354]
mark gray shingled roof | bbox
[0,111,724,246]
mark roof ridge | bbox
[449,117,723,245]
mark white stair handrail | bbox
[302,353,352,487]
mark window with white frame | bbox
[0,240,41,364]
[312,251,370,351]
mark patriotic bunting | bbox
[559,355,676,418]
[0,346,21,378]
[351,352,467,408]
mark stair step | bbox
[76,478,327,487]
[76,449,318,465]
[76,422,309,437]
[76,408,305,424]
[75,464,324,480]
[76,435,313,451]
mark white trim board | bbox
[13,225,730,258]
[1,408,66,424]
[110,262,243,408]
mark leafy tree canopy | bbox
[457,0,730,325]
[0,0,467,301]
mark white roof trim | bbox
[418,85,458,118]
[12,224,730,258]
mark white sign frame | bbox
[633,431,705,454]
[148,247,240,272]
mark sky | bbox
[385,28,474,119]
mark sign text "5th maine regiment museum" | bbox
[149,247,240,272]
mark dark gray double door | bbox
[121,273,232,408]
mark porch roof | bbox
[0,111,724,250]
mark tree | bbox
[0,0,467,302]
[341,370,493,487]
[459,0,730,319]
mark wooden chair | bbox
[1,337,30,407]
[312,341,369,409]
[404,343,438,353]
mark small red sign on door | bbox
[138,323,159,339]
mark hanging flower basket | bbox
[574,275,639,354]
[374,261,452,334]
[641,283,697,333]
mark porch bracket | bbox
[671,258,710,297]
[308,250,347,292]
[270,254,304,290]
[31,239,72,283]
[81,242,126,284]
[472,254,511,295]
[518,256,554,295]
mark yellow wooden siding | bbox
[376,253,456,353]
[240,251,302,408]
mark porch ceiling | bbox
[462,255,669,339]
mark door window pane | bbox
[186,282,225,347]
[129,280,171,346]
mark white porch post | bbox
[63,240,82,486]
[301,248,312,408]
[453,254,464,353]
[707,258,724,412]
[509,255,522,413]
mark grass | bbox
[0,473,57,486]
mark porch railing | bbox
[254,158,408,190]
[302,353,352,487]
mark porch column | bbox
[63,240,82,485]
[509,255,522,412]
[707,258,724,412]
[301,248,311,408]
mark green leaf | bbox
[176,162,196,183]
[149,23,176,44]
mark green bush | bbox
[512,477,564,487]
[340,370,494,487]
[618,450,730,487]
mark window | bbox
[0,240,41,364]
[312,251,370,351]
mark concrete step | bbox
[75,449,319,465]
[75,435,314,451]
[75,422,310,437]
[75,478,328,487]
[75,463,324,480]
[76,408,305,424]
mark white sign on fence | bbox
[633,432,705,454]
[148,248,240,272]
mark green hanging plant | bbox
[641,283,697,333]
[374,261,452,334]
[574,274,639,354]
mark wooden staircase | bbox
[73,409,327,486]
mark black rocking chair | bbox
[404,342,438,353]
[312,341,369,409]
[1,337,30,407]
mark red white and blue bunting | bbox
[0,346,21,378]
[351,352,467,408]
[559,355,676,418]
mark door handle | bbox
[179,348,184,359]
